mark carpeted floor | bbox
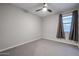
[0,39,79,56]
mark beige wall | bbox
[0,4,42,51]
[43,14,59,39]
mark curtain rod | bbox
[61,7,78,15]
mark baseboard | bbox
[43,37,77,46]
[0,36,78,52]
[77,43,79,48]
[0,36,42,52]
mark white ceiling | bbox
[11,3,79,17]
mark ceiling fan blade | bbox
[47,9,52,12]
[35,3,52,13]
[36,8,42,12]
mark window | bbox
[62,15,72,33]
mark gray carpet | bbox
[0,39,79,56]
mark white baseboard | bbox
[0,36,78,52]
[77,43,79,48]
[0,36,41,52]
[43,37,77,46]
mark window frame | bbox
[62,14,72,33]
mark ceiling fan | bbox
[35,3,52,12]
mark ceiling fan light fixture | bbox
[35,3,52,12]
[42,7,47,12]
